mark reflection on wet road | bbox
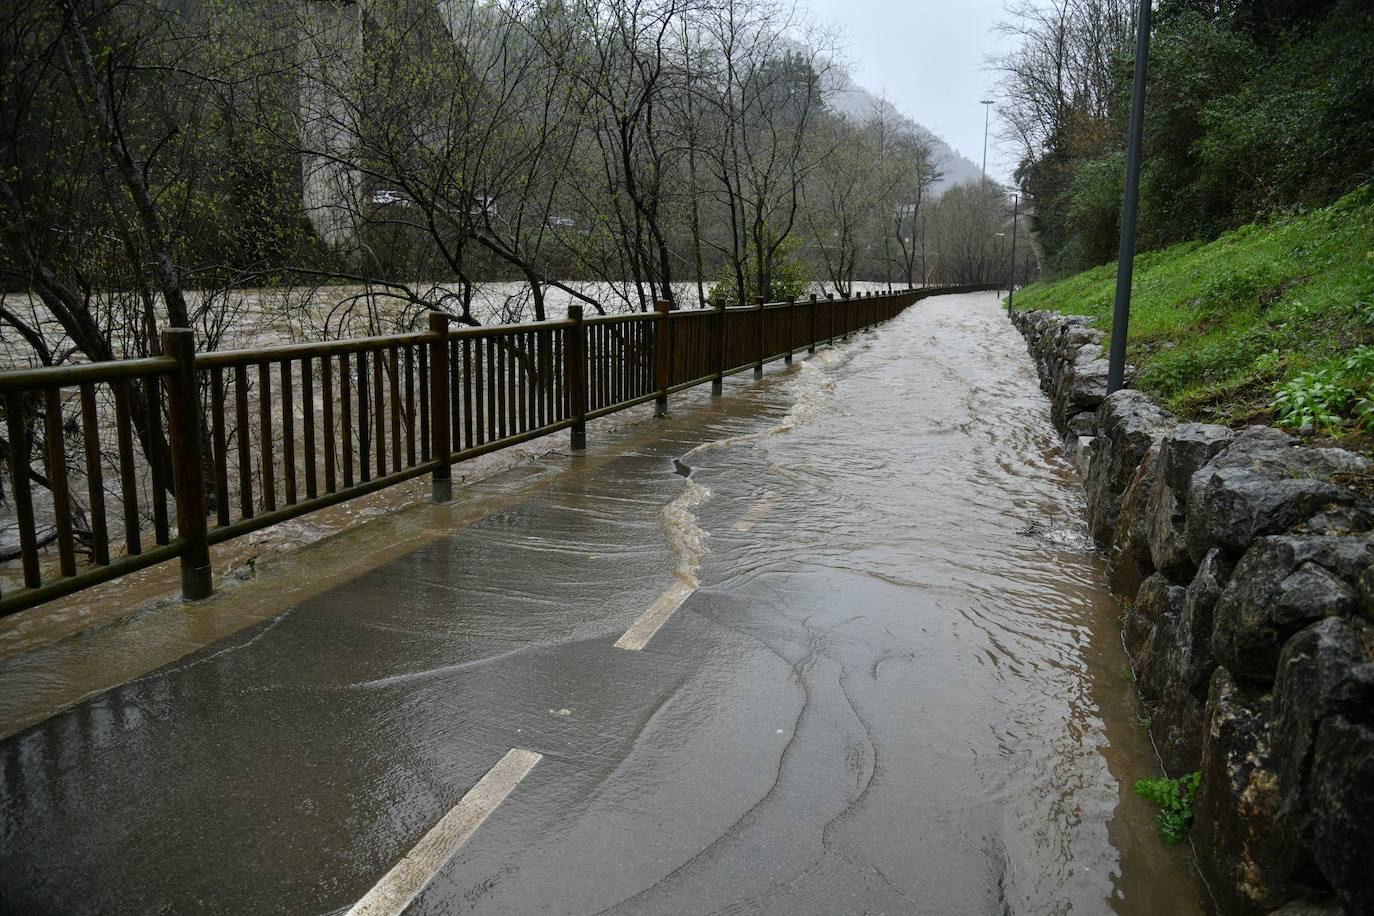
[0,293,1210,914]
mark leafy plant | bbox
[1134,771,1202,846]
[1272,345,1374,432]
[1343,345,1374,378]
[1355,393,1374,430]
[1273,368,1352,431]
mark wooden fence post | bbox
[162,328,212,601]
[44,390,76,577]
[713,301,726,395]
[654,300,671,417]
[567,305,587,449]
[754,296,765,378]
[428,312,452,502]
[4,393,40,588]
[808,293,818,354]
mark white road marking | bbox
[613,582,695,651]
[347,748,542,916]
[732,492,779,533]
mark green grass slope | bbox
[1013,185,1374,442]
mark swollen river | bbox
[0,292,1210,914]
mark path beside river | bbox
[0,292,1210,914]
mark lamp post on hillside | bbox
[980,99,994,179]
[1107,0,1154,394]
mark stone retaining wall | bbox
[1011,309,1374,916]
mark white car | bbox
[370,189,410,206]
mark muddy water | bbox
[0,279,899,579]
[660,292,1214,912]
[0,292,1211,914]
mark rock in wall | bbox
[1011,309,1374,915]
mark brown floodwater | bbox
[0,291,1213,914]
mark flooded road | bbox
[0,292,1211,914]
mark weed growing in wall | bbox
[1134,771,1201,846]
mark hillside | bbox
[1012,185,1374,443]
[824,70,982,191]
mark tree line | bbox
[0,0,1031,370]
[994,0,1374,276]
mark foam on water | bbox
[659,478,711,589]
[775,358,839,433]
[676,339,858,469]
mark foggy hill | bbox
[824,70,983,193]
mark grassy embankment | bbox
[1013,185,1374,447]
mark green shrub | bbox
[1064,151,1126,269]
[1134,771,1201,846]
[707,235,810,306]
[1272,345,1374,432]
[1024,1,1374,273]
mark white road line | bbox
[732,492,779,533]
[347,748,542,916]
[613,582,695,651]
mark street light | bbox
[1007,193,1020,314]
[980,100,994,180]
[1107,0,1153,394]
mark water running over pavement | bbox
[0,292,1210,914]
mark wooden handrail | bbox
[0,286,992,615]
[0,356,175,393]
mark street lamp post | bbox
[1107,0,1153,394]
[1008,193,1019,314]
[980,100,994,180]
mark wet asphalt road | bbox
[0,293,1210,915]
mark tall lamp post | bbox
[1007,193,1019,315]
[1106,0,1153,394]
[980,99,994,179]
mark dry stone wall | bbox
[1011,309,1374,916]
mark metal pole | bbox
[1008,193,1019,315]
[980,100,994,179]
[1107,0,1152,394]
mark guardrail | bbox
[0,284,992,614]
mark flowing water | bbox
[0,292,1211,914]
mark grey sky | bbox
[806,0,1019,185]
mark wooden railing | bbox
[0,285,989,614]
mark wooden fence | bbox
[0,285,990,615]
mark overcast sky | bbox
[805,0,1019,185]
